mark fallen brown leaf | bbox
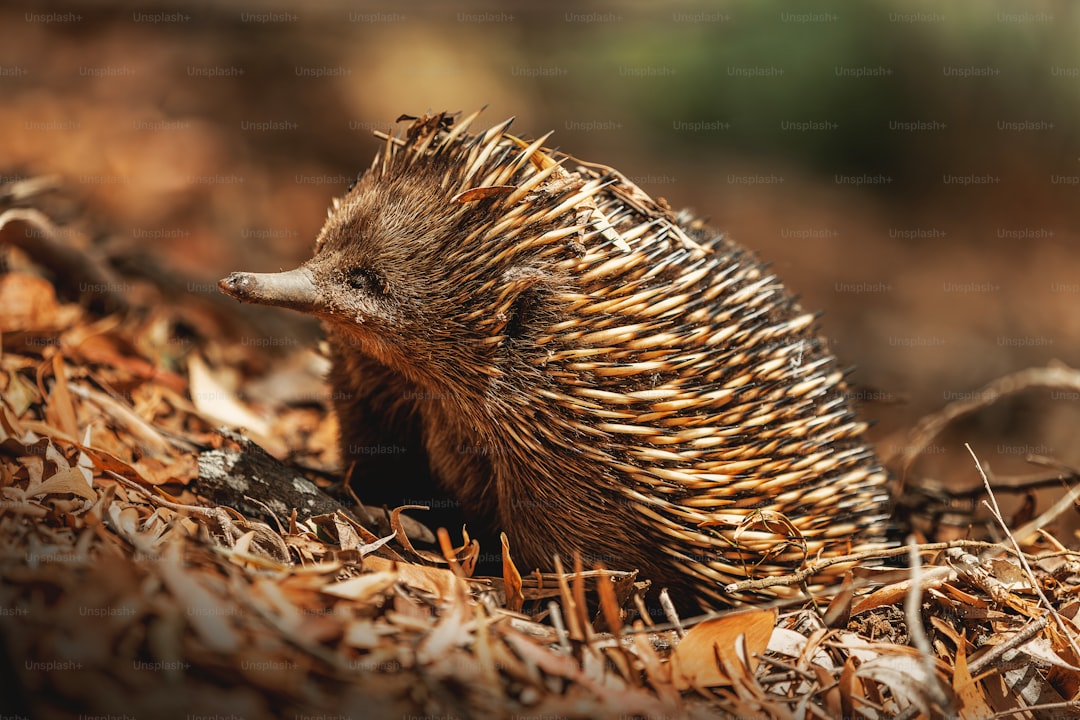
[670,607,775,690]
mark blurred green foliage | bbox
[533,0,1078,190]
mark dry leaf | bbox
[954,634,995,720]
[27,465,97,501]
[343,620,381,649]
[670,607,775,690]
[132,454,199,486]
[841,636,945,716]
[501,532,524,613]
[323,571,398,603]
[158,544,241,654]
[1016,636,1080,672]
[3,369,39,416]
[851,565,954,614]
[364,555,471,600]
[187,353,270,437]
[45,352,79,438]
[451,185,515,203]
[0,273,80,332]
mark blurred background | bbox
[1,0,1078,520]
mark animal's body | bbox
[220,111,891,608]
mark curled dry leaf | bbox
[501,531,524,613]
[357,531,398,557]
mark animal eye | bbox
[347,268,386,294]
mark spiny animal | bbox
[220,110,892,609]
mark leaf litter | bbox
[2,184,1080,719]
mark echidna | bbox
[220,110,892,609]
